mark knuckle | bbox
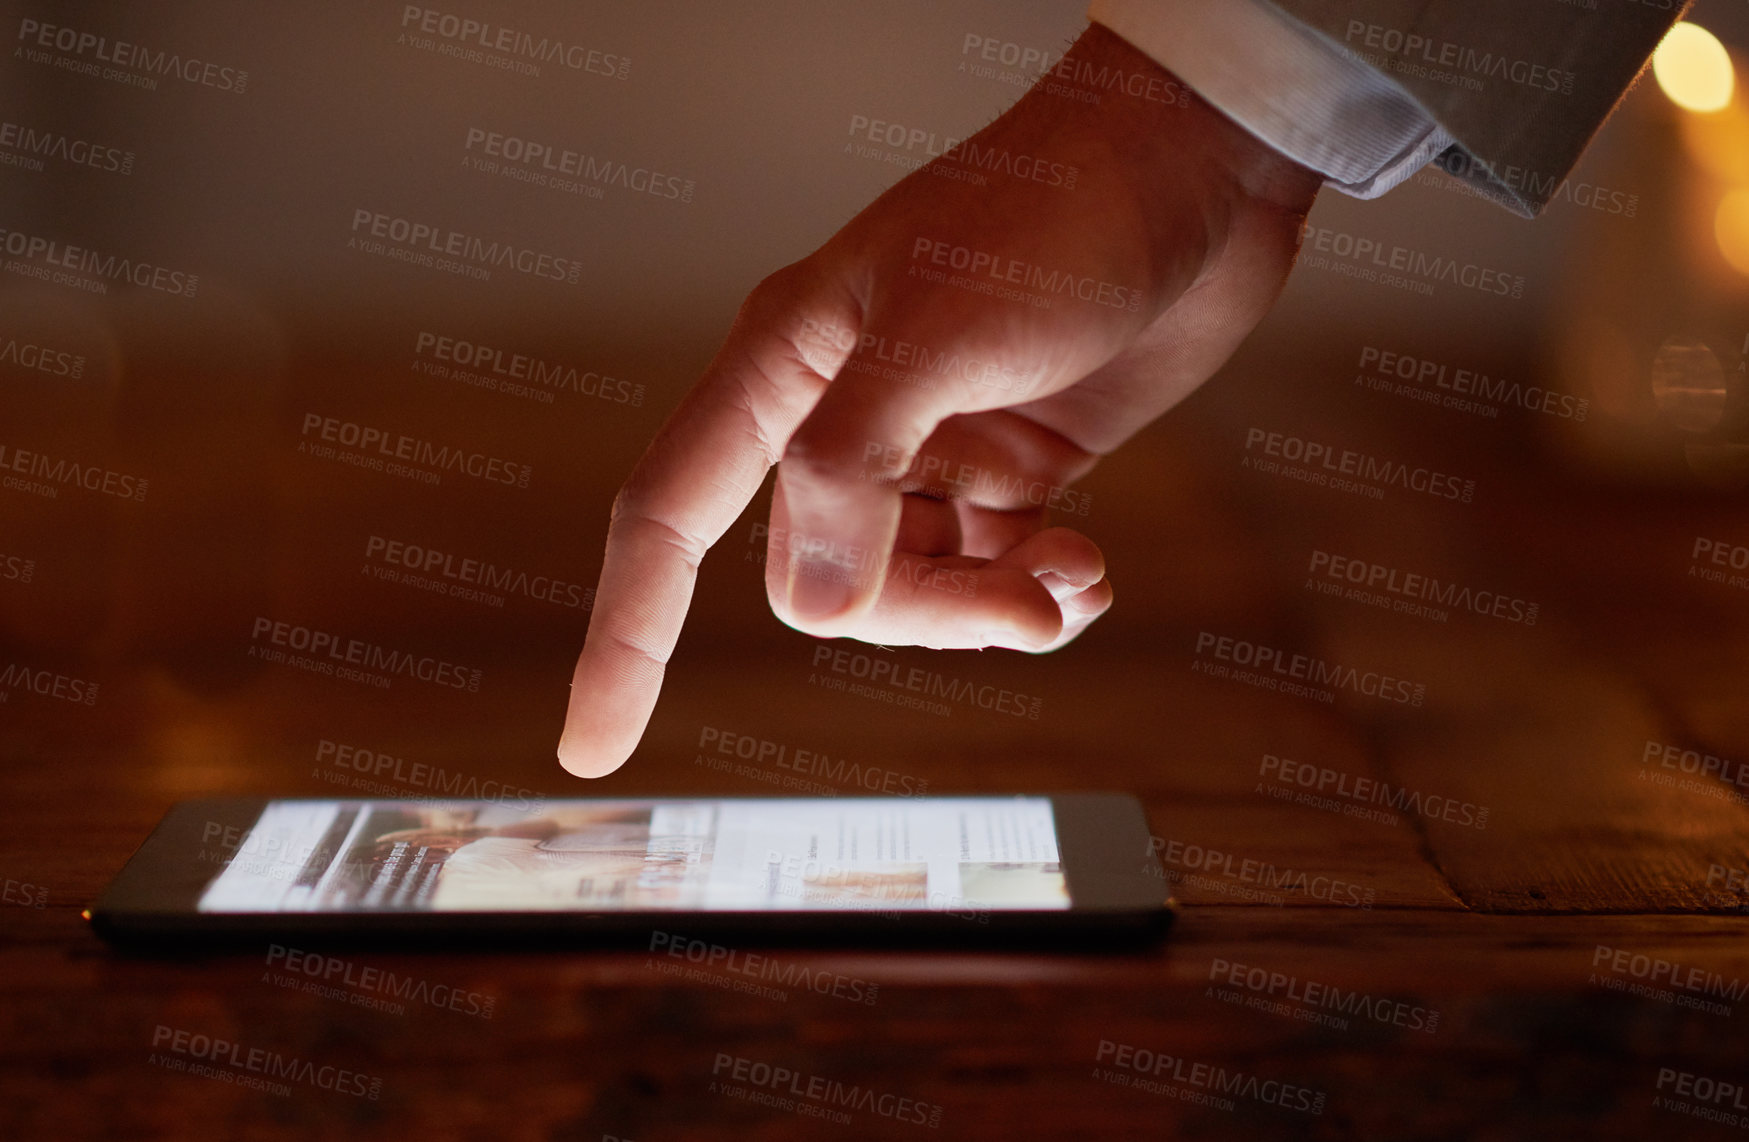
[741,260,813,327]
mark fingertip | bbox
[987,526,1106,586]
[557,738,628,779]
[1003,575,1110,654]
[1064,576,1113,617]
[556,698,634,779]
[990,580,1067,651]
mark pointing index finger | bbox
[557,270,850,777]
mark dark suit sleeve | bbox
[1261,0,1689,216]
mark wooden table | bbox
[7,375,1749,1140]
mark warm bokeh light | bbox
[1718,187,1749,275]
[1651,334,1728,430]
[1679,101,1749,182]
[1654,22,1734,112]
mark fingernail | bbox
[1037,571,1076,602]
[788,560,858,620]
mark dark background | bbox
[4,1,1749,1138]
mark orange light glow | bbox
[1679,102,1749,183]
[1717,188,1749,275]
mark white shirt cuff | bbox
[1087,0,1456,200]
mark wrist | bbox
[1024,24,1321,232]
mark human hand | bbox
[558,24,1320,777]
